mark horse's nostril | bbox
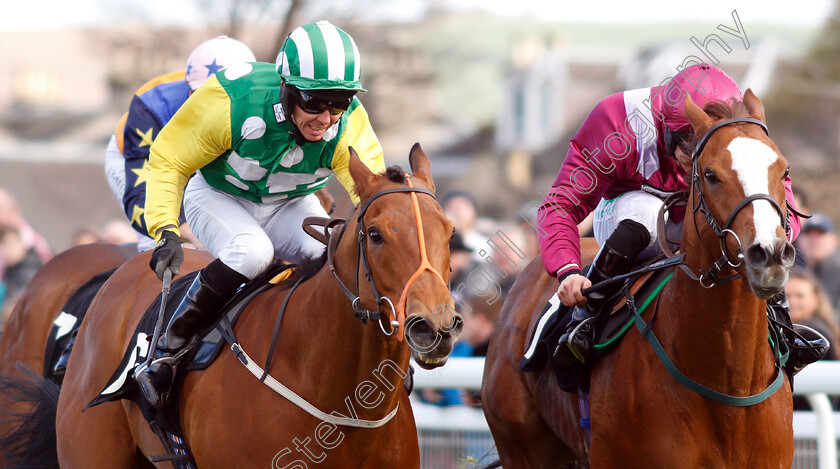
[780,241,796,267]
[453,315,463,331]
[405,316,443,354]
[406,317,435,341]
[443,315,464,337]
[746,243,769,268]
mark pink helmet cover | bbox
[660,63,742,132]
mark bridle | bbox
[661,117,790,287]
[326,174,448,341]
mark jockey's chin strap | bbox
[326,174,445,341]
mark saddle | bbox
[519,257,678,393]
[85,262,294,468]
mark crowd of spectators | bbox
[0,187,52,325]
[0,186,143,327]
[418,190,548,409]
[789,189,840,359]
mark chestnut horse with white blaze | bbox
[482,90,796,468]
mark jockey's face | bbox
[674,145,692,174]
[291,106,341,142]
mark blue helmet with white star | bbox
[186,36,256,91]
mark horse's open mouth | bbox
[413,353,448,370]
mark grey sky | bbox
[3,0,834,30]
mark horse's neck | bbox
[660,248,773,389]
[279,239,410,414]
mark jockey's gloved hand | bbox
[150,229,183,280]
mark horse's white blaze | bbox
[727,137,781,247]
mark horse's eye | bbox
[704,170,720,184]
[783,167,790,179]
[368,228,383,244]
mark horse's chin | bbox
[745,265,789,299]
[412,352,449,370]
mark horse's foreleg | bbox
[483,356,579,468]
[490,421,578,469]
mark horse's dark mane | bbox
[703,99,749,121]
[349,166,407,200]
[384,166,406,184]
[291,250,327,283]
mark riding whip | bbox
[135,267,172,375]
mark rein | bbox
[629,276,788,406]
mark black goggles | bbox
[292,88,354,115]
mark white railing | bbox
[413,358,840,469]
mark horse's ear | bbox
[743,88,766,123]
[408,143,435,193]
[684,94,712,138]
[348,146,376,201]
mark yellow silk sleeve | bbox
[331,103,385,205]
[145,76,232,241]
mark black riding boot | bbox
[136,259,246,409]
[768,294,829,375]
[52,329,78,379]
[553,219,651,366]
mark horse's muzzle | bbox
[405,307,463,370]
[744,239,795,298]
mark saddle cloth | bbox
[44,267,120,383]
[85,263,293,437]
[518,264,676,392]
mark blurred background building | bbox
[1,0,838,251]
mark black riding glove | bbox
[149,229,183,280]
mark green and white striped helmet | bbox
[275,20,365,92]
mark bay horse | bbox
[482,89,797,467]
[11,144,459,468]
[0,242,136,465]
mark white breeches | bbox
[592,190,682,261]
[183,172,327,279]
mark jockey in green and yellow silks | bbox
[136,21,385,409]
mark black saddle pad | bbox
[86,263,293,436]
[43,267,119,383]
[518,294,591,392]
[519,263,677,393]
